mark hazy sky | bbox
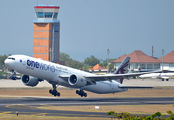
[0,0,174,61]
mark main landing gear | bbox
[76,90,87,97]
[49,84,60,97]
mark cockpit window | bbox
[8,57,15,60]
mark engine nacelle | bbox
[22,75,41,87]
[68,74,87,87]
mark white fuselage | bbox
[5,55,127,94]
[139,73,174,79]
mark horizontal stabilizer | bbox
[118,86,153,89]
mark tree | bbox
[68,60,83,70]
[102,58,117,67]
[108,63,114,72]
[60,52,83,69]
[84,55,100,66]
[59,52,71,62]
[99,63,103,66]
[0,54,9,70]
[59,52,116,71]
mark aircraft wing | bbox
[60,70,161,82]
[84,70,161,82]
[160,76,169,79]
[118,86,153,89]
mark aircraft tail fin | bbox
[113,56,130,84]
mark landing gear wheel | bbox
[49,84,60,97]
[84,93,87,97]
[76,90,87,97]
[56,92,60,97]
[76,90,79,94]
[49,89,52,94]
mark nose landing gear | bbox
[76,90,87,97]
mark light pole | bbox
[162,49,164,72]
[107,48,110,74]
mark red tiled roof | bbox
[112,50,161,63]
[88,64,107,70]
[111,54,127,63]
[158,51,174,63]
[128,50,161,63]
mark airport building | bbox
[33,5,60,63]
[112,51,161,72]
[88,64,108,75]
[158,51,174,70]
[87,50,174,75]
[112,50,174,72]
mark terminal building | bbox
[112,50,174,72]
[33,5,60,63]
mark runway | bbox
[0,97,174,118]
[0,97,174,106]
[0,79,174,118]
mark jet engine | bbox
[22,75,43,87]
[68,74,87,87]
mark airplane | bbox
[139,72,174,81]
[4,55,159,97]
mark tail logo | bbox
[114,57,130,84]
[116,60,129,74]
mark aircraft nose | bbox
[4,58,15,68]
[4,59,10,68]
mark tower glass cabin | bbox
[33,5,60,63]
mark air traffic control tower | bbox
[33,5,60,63]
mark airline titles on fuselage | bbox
[26,59,55,72]
[25,59,70,74]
